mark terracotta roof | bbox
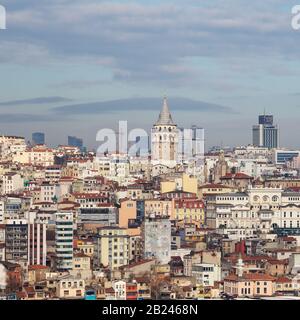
[276,277,292,284]
[225,273,276,282]
[105,287,115,294]
[74,252,90,258]
[267,259,289,265]
[134,277,150,283]
[16,291,27,299]
[123,259,155,269]
[221,173,253,180]
[24,286,35,294]
[280,236,297,242]
[28,265,49,271]
[200,183,231,189]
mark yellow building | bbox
[161,173,198,195]
[161,180,176,194]
[224,273,275,298]
[182,174,198,195]
[144,199,172,217]
[96,227,130,270]
[172,198,205,223]
[198,183,234,199]
[73,253,91,271]
[56,277,85,299]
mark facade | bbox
[5,219,28,263]
[143,217,171,264]
[56,277,85,299]
[172,198,205,223]
[224,273,275,298]
[79,204,117,225]
[192,263,221,287]
[2,173,24,195]
[28,221,47,266]
[96,227,130,270]
[55,212,74,270]
[274,149,300,165]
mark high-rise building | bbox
[178,125,205,163]
[28,221,47,266]
[259,115,273,126]
[32,132,45,145]
[95,226,130,270]
[68,136,83,150]
[5,219,28,263]
[252,114,279,149]
[151,97,179,168]
[143,216,171,264]
[55,212,73,270]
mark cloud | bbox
[1,0,298,85]
[0,96,72,106]
[52,97,236,115]
[0,113,68,123]
[49,80,112,90]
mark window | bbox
[76,290,82,297]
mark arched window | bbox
[263,195,269,202]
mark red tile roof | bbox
[221,173,253,180]
[28,265,49,271]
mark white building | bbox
[143,217,171,264]
[2,172,24,195]
[192,263,221,287]
[40,183,60,202]
[113,280,126,300]
[207,186,300,240]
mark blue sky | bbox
[0,0,300,149]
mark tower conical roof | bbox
[156,97,175,125]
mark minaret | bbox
[151,97,179,168]
[236,253,244,278]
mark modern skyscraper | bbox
[32,132,45,145]
[259,115,273,126]
[178,125,205,164]
[55,212,73,270]
[151,97,179,168]
[252,114,279,149]
[68,136,83,149]
[28,220,47,266]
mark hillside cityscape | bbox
[0,97,300,300]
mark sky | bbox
[0,0,300,150]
